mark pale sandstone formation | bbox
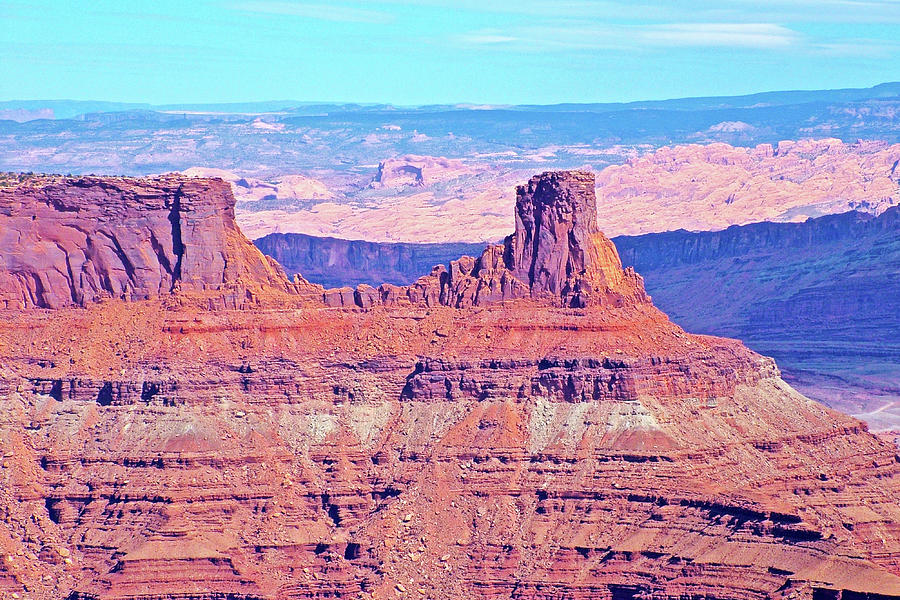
[596,138,900,235]
[371,155,471,188]
[183,167,335,202]
[234,139,900,243]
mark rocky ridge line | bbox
[0,170,899,599]
[323,171,648,309]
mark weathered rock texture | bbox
[0,171,899,600]
[507,171,633,305]
[595,138,900,235]
[254,203,900,433]
[0,175,319,309]
[614,206,900,432]
[318,171,648,309]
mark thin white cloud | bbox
[641,23,799,48]
[459,33,520,45]
[455,22,801,52]
[810,37,900,57]
[227,1,393,24]
[379,0,900,24]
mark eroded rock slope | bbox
[0,172,897,600]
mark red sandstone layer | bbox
[0,171,897,600]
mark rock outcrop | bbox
[371,155,470,188]
[319,171,648,309]
[0,175,319,309]
[0,171,899,600]
[506,171,634,305]
[255,201,900,433]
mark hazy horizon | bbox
[3,80,899,113]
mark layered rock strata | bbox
[254,204,900,431]
[0,171,898,600]
[320,171,647,309]
[614,206,900,429]
[0,175,318,309]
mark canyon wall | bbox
[254,203,900,430]
[0,172,898,600]
[615,206,900,429]
[0,175,316,310]
[254,233,485,288]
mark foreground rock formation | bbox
[0,172,899,600]
[254,203,900,434]
[0,175,318,309]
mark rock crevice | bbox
[0,175,319,309]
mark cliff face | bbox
[0,175,314,309]
[614,206,900,428]
[0,172,899,600]
[615,206,899,271]
[255,203,900,431]
[318,171,648,310]
[506,171,629,305]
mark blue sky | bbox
[1,0,899,105]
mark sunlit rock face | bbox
[0,172,898,600]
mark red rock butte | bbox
[0,171,898,600]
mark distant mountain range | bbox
[3,82,899,119]
[2,82,899,177]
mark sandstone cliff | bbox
[254,203,900,432]
[371,155,471,188]
[0,171,899,600]
[0,175,319,309]
[319,171,648,309]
